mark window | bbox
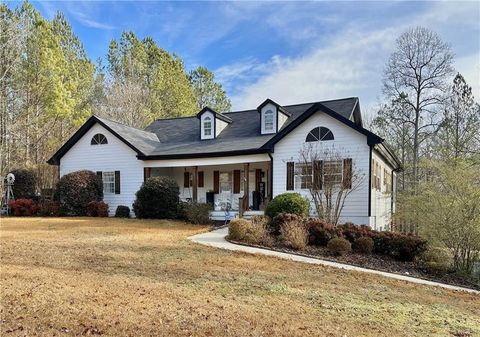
[204,117,212,136]
[306,127,334,142]
[91,133,108,145]
[323,160,343,186]
[264,110,274,132]
[384,168,392,193]
[295,163,312,189]
[102,171,115,194]
[372,160,381,191]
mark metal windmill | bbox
[1,173,15,215]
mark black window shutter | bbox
[313,160,323,190]
[343,158,352,189]
[286,162,294,190]
[183,171,190,188]
[233,170,241,194]
[114,171,121,194]
[96,171,102,180]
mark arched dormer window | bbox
[306,127,334,142]
[203,116,212,136]
[264,109,274,132]
[91,133,108,145]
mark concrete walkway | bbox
[189,227,479,294]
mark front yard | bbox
[0,217,479,337]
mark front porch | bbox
[143,156,272,219]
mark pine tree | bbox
[189,66,231,112]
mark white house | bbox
[48,97,401,229]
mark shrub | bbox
[419,247,452,275]
[228,218,252,241]
[8,199,39,216]
[337,223,374,243]
[115,205,131,218]
[280,220,308,251]
[182,202,212,225]
[38,200,60,217]
[10,169,37,199]
[270,213,305,235]
[228,218,272,246]
[133,176,179,219]
[327,237,352,256]
[353,236,374,254]
[265,193,309,220]
[56,170,103,216]
[86,201,109,217]
[372,231,427,262]
[306,218,342,246]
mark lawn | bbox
[0,218,479,337]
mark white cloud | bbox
[221,1,480,111]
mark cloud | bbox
[221,1,479,112]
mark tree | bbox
[437,73,480,160]
[372,94,414,190]
[298,143,364,225]
[383,27,454,188]
[408,160,480,274]
[190,66,231,112]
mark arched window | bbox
[264,109,274,131]
[91,133,108,145]
[204,116,212,136]
[306,127,334,142]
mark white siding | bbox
[278,111,289,130]
[370,150,395,230]
[271,111,371,224]
[216,118,228,137]
[60,124,143,216]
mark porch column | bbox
[243,163,250,211]
[192,166,198,202]
[266,161,272,200]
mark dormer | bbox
[257,99,291,134]
[197,107,232,140]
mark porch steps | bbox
[209,210,264,221]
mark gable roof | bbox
[48,97,400,169]
[47,115,159,165]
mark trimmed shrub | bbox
[86,201,109,217]
[10,169,36,199]
[133,176,179,219]
[306,218,342,246]
[280,219,308,251]
[8,199,39,216]
[182,202,212,225]
[38,200,60,217]
[228,218,272,246]
[327,237,352,256]
[228,218,252,241]
[270,213,305,235]
[353,236,374,254]
[115,205,131,218]
[372,231,427,262]
[56,170,103,216]
[265,193,309,220]
[337,223,374,243]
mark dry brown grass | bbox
[1,217,479,337]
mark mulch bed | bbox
[229,238,480,291]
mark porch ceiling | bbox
[142,153,271,168]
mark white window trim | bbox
[102,171,115,194]
[264,110,274,132]
[204,116,212,136]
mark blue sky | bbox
[17,1,480,114]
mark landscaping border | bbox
[189,227,480,294]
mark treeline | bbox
[0,1,231,189]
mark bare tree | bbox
[383,27,454,188]
[299,143,364,225]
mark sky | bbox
[19,1,480,114]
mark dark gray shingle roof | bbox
[142,97,358,156]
